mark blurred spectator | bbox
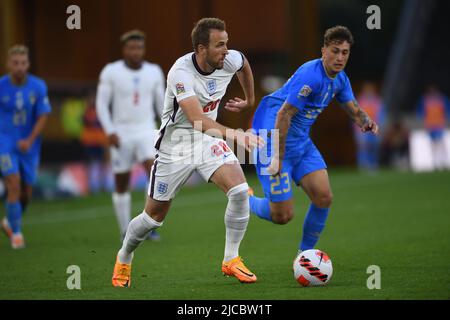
[353,81,385,172]
[380,119,410,170]
[61,97,85,139]
[416,85,450,170]
[80,91,109,193]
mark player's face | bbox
[205,29,229,70]
[123,39,145,66]
[321,41,351,75]
[7,53,30,81]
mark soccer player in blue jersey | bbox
[0,45,51,249]
[250,26,379,257]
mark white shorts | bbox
[147,136,238,201]
[110,130,157,174]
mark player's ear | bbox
[197,44,207,56]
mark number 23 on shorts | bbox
[270,172,291,195]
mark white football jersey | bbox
[96,60,165,137]
[155,50,244,152]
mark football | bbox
[293,249,333,287]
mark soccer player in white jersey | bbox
[112,18,264,287]
[96,30,165,241]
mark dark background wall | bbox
[2,0,432,167]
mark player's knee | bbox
[226,183,249,219]
[271,207,294,225]
[5,177,21,201]
[314,191,333,208]
[227,183,249,201]
[272,215,292,225]
[115,185,129,193]
[144,199,170,223]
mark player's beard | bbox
[126,58,143,69]
[11,71,27,84]
[206,56,224,70]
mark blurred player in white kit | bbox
[96,30,165,241]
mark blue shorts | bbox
[254,139,327,202]
[0,140,40,185]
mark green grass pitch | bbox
[0,169,449,300]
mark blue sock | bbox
[249,195,272,222]
[6,201,22,234]
[300,203,330,251]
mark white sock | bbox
[112,192,131,236]
[118,212,163,264]
[223,183,250,262]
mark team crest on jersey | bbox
[206,79,217,96]
[176,83,186,95]
[298,85,312,98]
[157,182,168,195]
[29,92,36,105]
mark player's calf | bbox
[270,200,294,225]
[118,211,163,264]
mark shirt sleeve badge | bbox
[298,84,312,98]
[176,83,186,95]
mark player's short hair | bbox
[8,45,29,57]
[323,25,354,47]
[120,30,146,45]
[191,17,226,52]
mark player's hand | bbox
[361,119,379,135]
[108,133,120,148]
[234,130,265,152]
[225,97,250,112]
[17,139,32,153]
[267,157,282,176]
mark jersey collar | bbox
[8,74,29,87]
[320,59,338,80]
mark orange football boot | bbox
[222,256,257,283]
[112,256,132,287]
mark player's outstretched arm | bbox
[267,102,298,176]
[180,96,263,152]
[225,56,255,112]
[341,99,379,135]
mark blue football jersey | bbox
[0,74,51,154]
[253,59,355,150]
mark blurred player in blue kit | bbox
[416,85,450,170]
[353,81,385,172]
[250,26,379,257]
[0,45,51,249]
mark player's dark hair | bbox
[191,17,226,52]
[323,25,354,46]
[120,30,146,45]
